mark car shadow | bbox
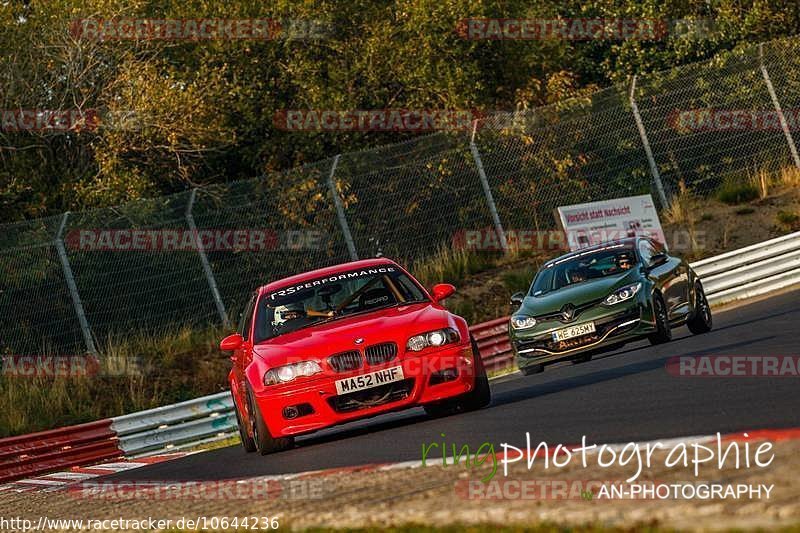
[487,334,776,409]
[295,333,775,447]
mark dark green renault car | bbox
[509,237,712,375]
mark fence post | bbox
[55,212,97,355]
[470,120,509,252]
[186,189,229,327]
[326,154,358,261]
[630,75,671,209]
[759,43,800,169]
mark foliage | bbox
[2,0,800,221]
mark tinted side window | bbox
[240,295,256,340]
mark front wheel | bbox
[424,337,491,417]
[246,387,294,455]
[232,389,256,453]
[648,293,672,345]
[687,283,713,334]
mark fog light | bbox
[430,368,459,385]
[282,403,314,420]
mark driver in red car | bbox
[271,302,309,331]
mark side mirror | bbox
[220,333,244,351]
[431,283,456,302]
[649,252,668,268]
[510,292,525,306]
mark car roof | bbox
[256,257,401,295]
[543,237,640,268]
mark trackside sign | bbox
[555,194,666,251]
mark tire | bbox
[687,283,713,334]
[424,336,491,417]
[520,363,544,375]
[233,389,257,453]
[648,292,672,345]
[246,386,294,455]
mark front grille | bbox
[328,350,363,372]
[328,378,414,413]
[515,309,639,354]
[365,342,397,365]
[536,298,604,323]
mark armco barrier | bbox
[111,394,235,457]
[0,421,121,483]
[691,230,800,306]
[3,232,800,483]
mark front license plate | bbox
[552,322,596,342]
[335,365,404,395]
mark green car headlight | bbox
[511,316,537,330]
[603,282,642,306]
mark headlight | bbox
[603,282,642,306]
[264,360,322,385]
[511,316,537,330]
[406,328,460,352]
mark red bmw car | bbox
[220,258,491,455]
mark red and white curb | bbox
[0,454,187,494]
[3,428,798,496]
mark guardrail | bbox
[0,421,121,484]
[691,230,800,306]
[4,232,799,483]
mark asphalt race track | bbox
[107,289,800,483]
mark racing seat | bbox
[358,287,395,309]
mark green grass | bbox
[734,206,755,215]
[777,210,800,228]
[412,244,498,287]
[500,266,537,295]
[0,325,229,437]
[716,180,760,205]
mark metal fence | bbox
[3,36,800,357]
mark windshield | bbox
[530,245,637,296]
[253,266,427,342]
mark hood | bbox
[252,302,452,367]
[517,268,640,317]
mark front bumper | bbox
[511,298,654,369]
[252,343,476,437]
